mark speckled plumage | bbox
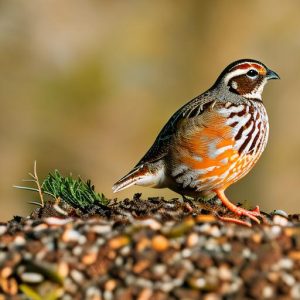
[113,59,279,226]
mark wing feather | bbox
[136,94,214,166]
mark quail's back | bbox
[113,59,279,226]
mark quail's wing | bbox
[136,94,214,166]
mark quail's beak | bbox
[266,69,280,80]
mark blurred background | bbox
[0,0,299,221]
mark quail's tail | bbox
[112,163,163,193]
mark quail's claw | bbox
[234,207,261,224]
[217,215,252,227]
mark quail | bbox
[112,59,279,226]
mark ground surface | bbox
[0,195,300,299]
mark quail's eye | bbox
[246,69,259,78]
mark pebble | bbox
[109,236,130,250]
[33,223,48,231]
[45,217,72,226]
[218,264,232,281]
[262,285,274,299]
[70,269,84,284]
[282,272,296,286]
[20,272,44,283]
[14,235,26,246]
[73,245,83,256]
[62,229,85,243]
[103,290,113,300]
[105,279,117,291]
[151,235,169,252]
[186,232,199,247]
[57,261,69,277]
[91,225,112,234]
[278,258,294,270]
[0,267,12,278]
[152,264,167,277]
[82,251,98,265]
[139,219,161,230]
[273,215,289,226]
[1,196,300,299]
[291,283,300,299]
[85,286,102,300]
[222,243,232,252]
[137,288,152,300]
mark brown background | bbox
[0,1,299,221]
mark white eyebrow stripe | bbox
[224,68,252,84]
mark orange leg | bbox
[214,189,261,226]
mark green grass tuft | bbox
[15,164,108,210]
[42,170,108,208]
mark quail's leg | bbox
[214,189,261,226]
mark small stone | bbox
[45,217,72,226]
[33,223,48,232]
[57,261,69,277]
[119,245,131,256]
[158,281,176,292]
[272,210,289,218]
[182,248,192,258]
[1,267,12,278]
[82,251,98,265]
[262,286,274,299]
[188,277,206,289]
[103,290,113,300]
[134,278,153,288]
[14,235,26,246]
[281,272,295,286]
[136,237,151,252]
[152,264,167,277]
[267,271,280,283]
[203,293,221,300]
[210,226,221,238]
[242,248,252,259]
[222,243,232,252]
[152,235,169,252]
[252,233,262,243]
[0,277,18,295]
[278,258,294,270]
[70,269,84,284]
[85,286,102,300]
[109,236,130,250]
[186,232,199,247]
[218,264,232,281]
[64,278,78,294]
[139,219,161,230]
[73,245,83,256]
[133,260,150,274]
[291,283,300,299]
[273,215,289,226]
[289,251,300,260]
[62,229,83,243]
[270,225,282,237]
[137,288,152,300]
[91,225,112,234]
[20,272,44,283]
[105,279,117,291]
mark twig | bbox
[33,161,45,207]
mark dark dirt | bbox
[0,195,300,299]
